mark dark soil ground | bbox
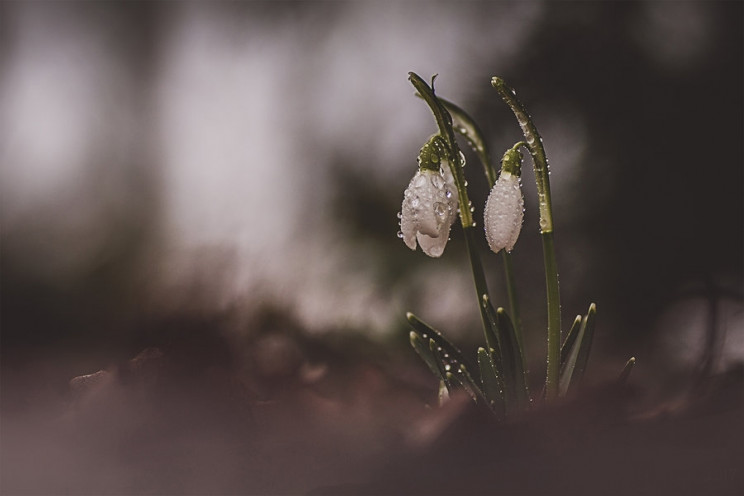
[2,326,742,496]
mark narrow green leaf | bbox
[496,307,531,409]
[407,314,485,405]
[570,303,596,390]
[559,303,597,396]
[481,296,514,401]
[409,331,442,378]
[438,379,449,406]
[438,97,495,185]
[407,312,473,374]
[618,357,636,385]
[560,315,583,366]
[429,338,456,393]
[477,347,505,417]
[453,363,486,403]
[559,316,585,396]
[477,297,504,375]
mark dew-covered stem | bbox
[408,73,474,229]
[491,78,554,233]
[492,76,562,401]
[501,250,523,356]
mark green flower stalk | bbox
[491,77,562,401]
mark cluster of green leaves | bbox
[408,301,604,416]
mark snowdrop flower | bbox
[484,147,524,254]
[399,138,458,258]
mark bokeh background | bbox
[1,1,742,494]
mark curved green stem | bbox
[438,96,524,346]
[491,78,555,233]
[492,77,562,401]
[500,250,523,355]
[408,73,474,228]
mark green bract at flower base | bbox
[401,72,635,417]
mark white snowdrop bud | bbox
[400,168,457,258]
[484,171,524,254]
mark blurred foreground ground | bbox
[2,317,742,495]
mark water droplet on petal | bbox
[431,174,444,189]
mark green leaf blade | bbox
[559,303,597,396]
[409,330,443,379]
[495,307,530,410]
[560,315,583,366]
[407,312,471,372]
[477,347,505,418]
[407,313,484,403]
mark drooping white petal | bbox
[399,168,456,257]
[400,196,417,251]
[484,172,524,253]
[417,226,450,258]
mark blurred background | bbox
[1,1,742,494]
